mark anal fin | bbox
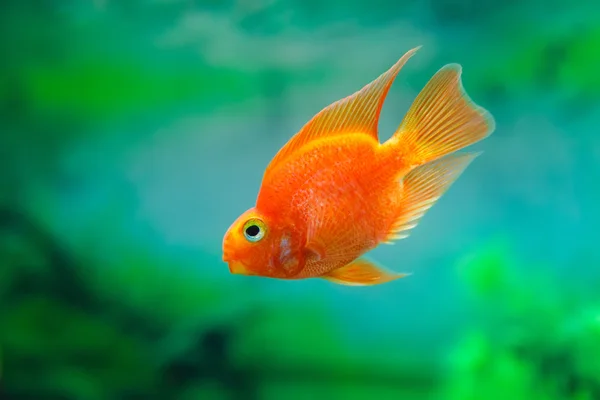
[321,258,409,286]
[384,152,479,244]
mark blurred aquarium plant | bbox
[441,240,600,400]
[0,208,437,399]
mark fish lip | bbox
[222,248,245,274]
[227,260,250,275]
[222,241,235,263]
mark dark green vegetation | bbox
[3,213,598,398]
[444,243,600,399]
[0,208,434,398]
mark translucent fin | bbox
[384,152,479,244]
[264,46,421,176]
[305,237,327,261]
[321,257,409,286]
[392,64,495,166]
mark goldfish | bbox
[222,46,495,286]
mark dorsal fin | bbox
[264,46,421,175]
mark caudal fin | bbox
[391,64,495,166]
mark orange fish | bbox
[222,46,495,286]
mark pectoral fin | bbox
[321,258,409,286]
[305,238,327,261]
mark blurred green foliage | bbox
[23,59,257,123]
[0,208,437,398]
[4,205,597,398]
[442,243,600,399]
[473,24,600,106]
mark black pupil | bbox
[245,224,260,237]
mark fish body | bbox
[222,46,495,286]
[257,134,405,279]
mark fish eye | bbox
[243,218,266,242]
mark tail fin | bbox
[384,152,479,243]
[391,64,495,166]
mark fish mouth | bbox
[223,250,249,275]
[227,260,251,275]
[222,238,252,275]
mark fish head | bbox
[222,207,296,278]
